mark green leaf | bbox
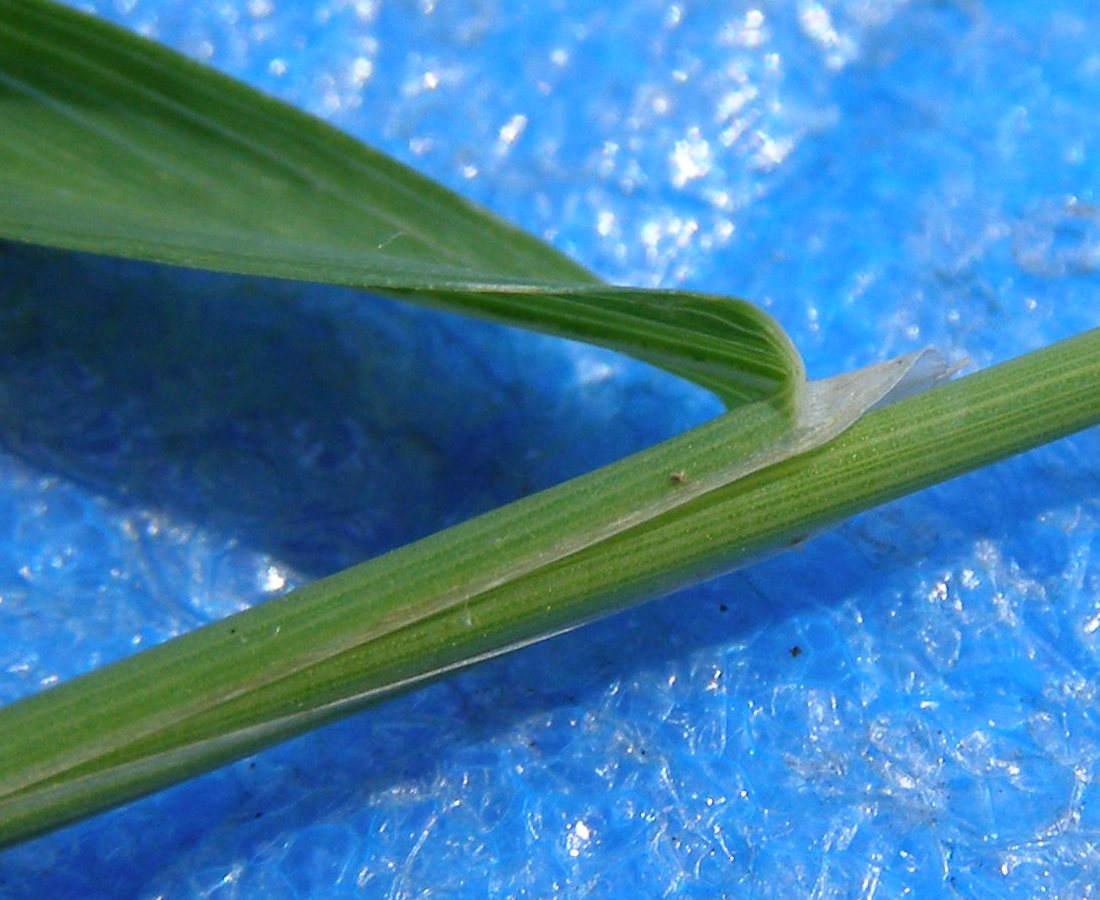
[0,0,800,409]
[0,0,960,843]
[2,0,1094,852]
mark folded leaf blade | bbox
[0,0,802,407]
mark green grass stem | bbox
[0,327,1095,848]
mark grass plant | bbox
[0,0,1097,847]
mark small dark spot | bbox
[229,627,236,635]
[254,811,264,819]
[719,603,729,613]
[788,646,802,658]
[668,470,687,484]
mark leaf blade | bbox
[0,0,802,406]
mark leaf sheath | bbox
[0,327,1096,848]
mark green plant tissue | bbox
[0,1,1098,896]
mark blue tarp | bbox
[1,1,1098,896]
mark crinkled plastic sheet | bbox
[1,1,1099,897]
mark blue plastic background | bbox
[1,0,1099,895]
